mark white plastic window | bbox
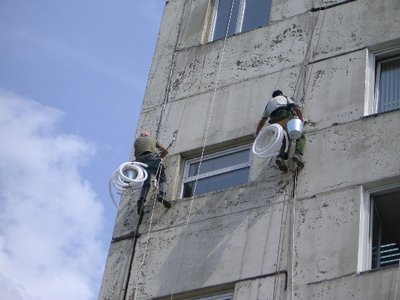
[365,49,400,115]
[193,292,233,300]
[182,145,251,198]
[376,56,400,113]
[209,0,272,41]
[359,184,400,272]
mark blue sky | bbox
[0,1,165,299]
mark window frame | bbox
[365,47,400,115]
[358,183,400,272]
[207,0,271,42]
[375,55,400,113]
[193,292,233,300]
[181,144,251,198]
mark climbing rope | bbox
[132,190,159,300]
[109,161,148,208]
[169,1,238,299]
[252,124,289,159]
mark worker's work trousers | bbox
[270,110,306,156]
[136,152,167,202]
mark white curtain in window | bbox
[378,58,400,113]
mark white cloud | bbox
[0,91,106,300]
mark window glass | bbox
[242,0,271,32]
[188,148,250,176]
[184,168,249,197]
[211,0,271,41]
[213,0,240,41]
[183,145,250,198]
[377,57,400,113]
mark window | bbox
[359,184,400,271]
[193,292,233,300]
[375,56,400,113]
[182,145,251,198]
[209,0,272,41]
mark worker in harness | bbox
[134,130,171,215]
[255,90,305,172]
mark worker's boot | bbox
[293,151,304,169]
[276,155,288,172]
[157,192,171,209]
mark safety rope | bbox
[132,2,331,299]
[272,189,289,299]
[270,5,328,297]
[290,168,299,300]
[133,190,159,300]
[168,1,238,299]
[295,2,328,104]
[131,0,195,295]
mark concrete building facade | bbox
[100,0,400,299]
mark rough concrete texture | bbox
[294,186,361,285]
[296,267,400,300]
[141,0,184,109]
[127,201,289,299]
[137,178,293,234]
[100,238,135,300]
[177,0,210,49]
[145,65,301,155]
[168,13,313,102]
[233,274,287,300]
[100,0,400,299]
[270,0,310,23]
[310,0,400,62]
[303,49,366,131]
[298,111,400,199]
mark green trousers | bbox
[270,110,305,155]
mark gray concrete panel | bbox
[311,0,400,62]
[233,274,287,300]
[138,178,292,234]
[270,0,311,23]
[162,67,300,154]
[177,0,312,49]
[99,239,135,300]
[177,0,209,49]
[127,202,287,299]
[111,193,141,240]
[168,13,313,101]
[296,267,399,300]
[141,0,184,109]
[298,110,400,199]
[303,49,366,131]
[293,186,361,285]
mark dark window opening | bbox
[371,189,400,269]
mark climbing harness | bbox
[109,161,148,208]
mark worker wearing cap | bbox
[256,90,305,172]
[134,130,171,215]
